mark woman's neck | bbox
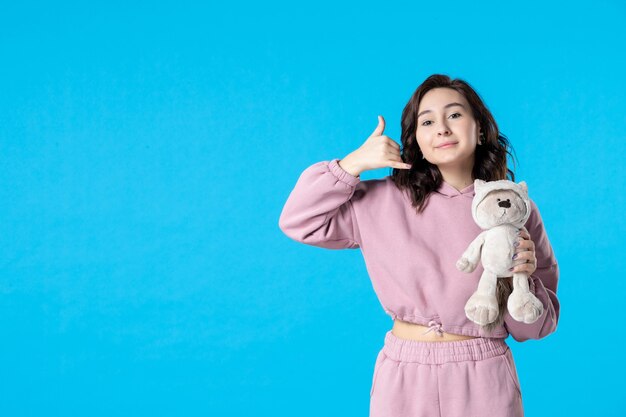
[439,166,474,192]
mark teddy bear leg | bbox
[507,272,544,324]
[465,270,499,325]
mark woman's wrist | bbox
[338,155,362,177]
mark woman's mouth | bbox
[436,142,458,149]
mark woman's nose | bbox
[437,126,451,135]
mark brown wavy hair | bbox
[390,73,519,334]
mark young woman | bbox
[278,74,560,416]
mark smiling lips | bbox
[436,141,458,148]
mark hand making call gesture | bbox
[338,115,413,177]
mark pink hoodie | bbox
[278,159,560,341]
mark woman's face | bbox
[415,87,481,169]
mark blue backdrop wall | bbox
[1,0,624,416]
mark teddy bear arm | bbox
[462,232,486,264]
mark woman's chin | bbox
[431,151,475,167]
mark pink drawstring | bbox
[422,320,444,337]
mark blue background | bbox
[1,1,624,415]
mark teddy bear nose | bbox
[498,200,511,208]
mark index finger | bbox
[518,227,530,240]
[386,138,401,150]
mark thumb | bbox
[371,115,385,137]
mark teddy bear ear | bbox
[474,179,486,188]
[518,181,528,192]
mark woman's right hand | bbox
[338,115,412,177]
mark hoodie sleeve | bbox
[278,158,362,249]
[504,198,560,342]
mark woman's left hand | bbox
[511,226,537,275]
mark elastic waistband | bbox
[382,330,508,364]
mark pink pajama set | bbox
[278,159,560,417]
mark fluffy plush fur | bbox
[456,179,544,328]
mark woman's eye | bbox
[421,113,462,126]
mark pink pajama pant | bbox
[370,331,524,417]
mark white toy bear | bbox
[456,179,544,326]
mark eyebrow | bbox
[417,102,466,119]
